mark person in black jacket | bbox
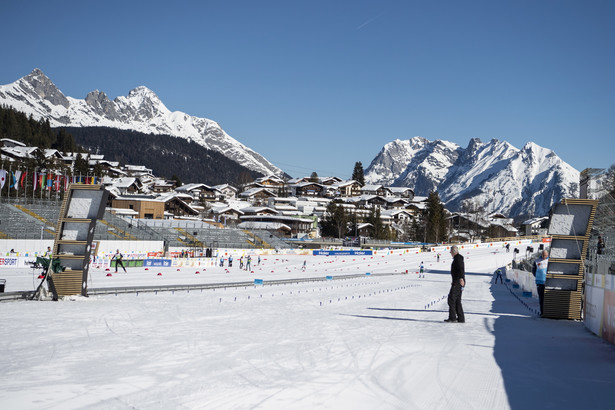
[445,245,465,323]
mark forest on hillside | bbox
[63,126,262,186]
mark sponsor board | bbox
[143,259,172,267]
[313,250,373,256]
[0,257,18,267]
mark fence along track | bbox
[0,272,401,302]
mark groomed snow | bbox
[1,248,614,409]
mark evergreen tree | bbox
[351,161,365,186]
[73,153,89,176]
[425,191,448,243]
[366,206,386,239]
[171,174,183,187]
[310,171,320,183]
[321,201,348,238]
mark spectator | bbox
[532,250,549,316]
[445,245,465,323]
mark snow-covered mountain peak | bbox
[17,68,69,108]
[0,70,282,176]
[365,136,579,218]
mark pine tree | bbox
[425,191,448,243]
[321,201,348,238]
[351,161,365,186]
[310,171,320,183]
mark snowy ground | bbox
[2,248,615,409]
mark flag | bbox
[40,173,46,190]
[20,171,27,189]
[0,170,6,189]
[47,176,53,190]
[33,171,38,191]
[9,172,16,188]
[14,171,22,191]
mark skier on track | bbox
[112,249,127,273]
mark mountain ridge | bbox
[0,69,281,176]
[365,137,579,218]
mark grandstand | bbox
[0,199,291,249]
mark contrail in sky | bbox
[356,10,387,31]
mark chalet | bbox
[327,180,362,197]
[382,209,414,224]
[123,164,154,178]
[103,177,143,195]
[253,175,286,194]
[352,195,387,208]
[320,176,343,186]
[111,195,165,219]
[212,184,238,201]
[388,187,414,199]
[159,193,200,218]
[521,216,550,236]
[361,184,391,197]
[210,205,244,224]
[385,197,408,209]
[239,187,277,205]
[292,182,325,197]
[176,183,219,202]
[151,178,176,193]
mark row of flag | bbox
[0,170,99,192]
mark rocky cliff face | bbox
[365,137,579,218]
[0,69,282,176]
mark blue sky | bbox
[1,0,613,179]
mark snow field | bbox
[2,248,615,409]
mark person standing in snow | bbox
[533,250,549,316]
[419,262,425,278]
[228,255,233,268]
[246,255,252,271]
[495,268,503,284]
[445,245,465,323]
[112,249,127,273]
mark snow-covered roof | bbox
[212,184,238,192]
[237,221,291,231]
[522,216,550,226]
[0,138,26,147]
[240,187,277,197]
[176,183,212,192]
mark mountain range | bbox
[365,137,580,219]
[0,69,281,176]
[1,69,579,218]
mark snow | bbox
[0,70,282,177]
[2,247,615,409]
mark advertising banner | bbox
[143,259,172,267]
[313,250,373,256]
[0,257,19,267]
